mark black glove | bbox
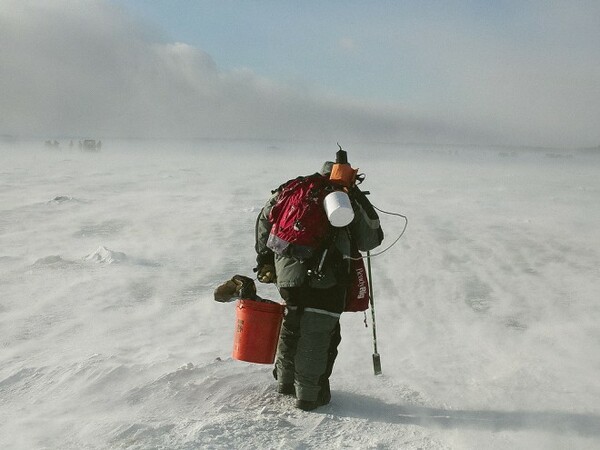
[232,275,258,298]
[255,264,276,283]
[214,274,260,301]
[213,278,242,302]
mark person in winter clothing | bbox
[255,161,383,411]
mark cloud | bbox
[1,0,598,148]
[0,0,499,145]
[379,1,600,148]
[338,37,358,53]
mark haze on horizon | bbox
[1,0,599,149]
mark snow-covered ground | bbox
[1,141,599,449]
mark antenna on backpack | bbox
[335,143,348,164]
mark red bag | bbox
[267,174,335,262]
[345,256,370,312]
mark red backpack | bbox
[267,174,335,262]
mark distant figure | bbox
[83,140,97,151]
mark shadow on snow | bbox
[331,391,600,437]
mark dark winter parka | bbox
[255,175,384,290]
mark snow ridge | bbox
[84,246,128,264]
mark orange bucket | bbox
[232,299,284,364]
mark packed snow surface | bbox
[1,141,599,449]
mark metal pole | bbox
[366,251,382,375]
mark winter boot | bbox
[317,379,331,405]
[295,380,331,411]
[295,399,320,411]
[277,383,295,396]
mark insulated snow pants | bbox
[275,285,345,402]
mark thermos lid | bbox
[324,191,354,227]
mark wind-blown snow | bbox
[1,141,599,449]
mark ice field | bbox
[1,141,599,449]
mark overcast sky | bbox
[1,0,599,148]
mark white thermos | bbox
[323,190,354,227]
